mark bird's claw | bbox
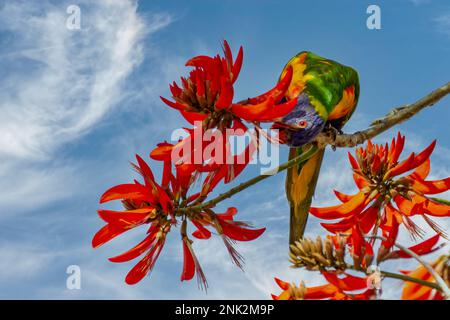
[324,124,342,151]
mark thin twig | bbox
[177,83,450,214]
[380,270,442,291]
[344,265,442,291]
[315,82,450,148]
[177,144,319,213]
[366,235,450,299]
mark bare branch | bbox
[315,82,450,148]
[176,144,319,213]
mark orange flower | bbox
[272,272,376,300]
[310,133,450,261]
[402,255,449,300]
[161,40,297,131]
[93,154,265,288]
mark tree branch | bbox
[315,81,450,148]
[379,270,442,292]
[177,144,319,213]
[177,83,450,214]
[344,265,442,292]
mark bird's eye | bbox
[297,120,308,128]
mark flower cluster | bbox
[93,153,265,288]
[92,41,294,288]
[310,133,449,264]
[274,133,450,299]
[161,40,297,131]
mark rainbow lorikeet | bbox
[272,51,360,245]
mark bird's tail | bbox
[286,144,325,245]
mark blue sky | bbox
[0,0,449,299]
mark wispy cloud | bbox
[0,0,170,159]
[0,0,171,213]
[408,0,431,5]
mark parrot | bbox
[271,51,360,245]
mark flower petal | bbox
[181,239,196,281]
[263,98,299,121]
[408,159,430,181]
[216,207,238,221]
[274,277,290,290]
[100,183,153,204]
[248,65,293,105]
[180,110,208,125]
[109,232,158,263]
[215,76,234,109]
[185,55,215,70]
[321,216,355,233]
[388,234,442,259]
[92,224,127,248]
[219,220,266,241]
[385,152,415,179]
[410,140,436,169]
[359,205,379,234]
[232,46,243,83]
[135,154,156,185]
[125,242,164,285]
[310,192,368,220]
[191,221,212,239]
[348,152,360,171]
[304,284,339,300]
[390,132,405,164]
[97,208,155,225]
[334,190,355,203]
[353,173,369,190]
[423,197,450,217]
[410,177,450,195]
[150,142,174,161]
[160,96,188,111]
[322,272,368,291]
[231,97,298,122]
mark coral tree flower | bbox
[160,40,297,131]
[93,154,265,288]
[158,40,296,189]
[310,133,450,262]
[401,254,449,300]
[272,273,376,300]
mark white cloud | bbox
[0,0,172,213]
[0,0,170,159]
[0,244,55,281]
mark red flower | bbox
[93,154,265,287]
[150,125,258,195]
[310,133,450,261]
[161,40,297,131]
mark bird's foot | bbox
[323,124,343,151]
